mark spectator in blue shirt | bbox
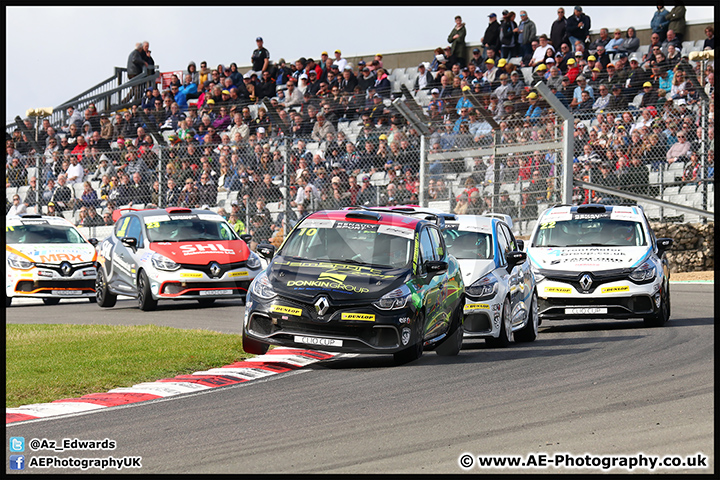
[524,92,543,123]
[651,5,670,42]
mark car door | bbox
[498,222,527,327]
[110,215,142,292]
[420,225,447,340]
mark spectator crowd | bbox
[7,6,715,241]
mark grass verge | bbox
[6,324,249,409]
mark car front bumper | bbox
[243,293,420,354]
[536,277,663,320]
[145,267,257,301]
[7,265,96,299]
[462,297,503,338]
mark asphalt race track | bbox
[5,283,714,474]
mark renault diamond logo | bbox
[579,274,593,292]
[315,296,330,316]
[209,262,221,278]
[60,262,72,277]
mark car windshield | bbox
[531,218,646,247]
[280,220,413,269]
[443,229,494,259]
[145,218,238,242]
[6,224,86,244]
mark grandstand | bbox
[6,16,714,243]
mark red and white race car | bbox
[95,207,262,310]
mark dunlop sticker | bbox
[464,303,490,310]
[272,305,302,316]
[229,271,249,277]
[601,285,630,294]
[340,312,375,321]
[180,272,203,278]
[545,286,572,294]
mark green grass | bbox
[6,324,250,409]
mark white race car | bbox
[6,214,98,306]
[526,204,673,326]
[443,213,539,346]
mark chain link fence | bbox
[6,64,714,245]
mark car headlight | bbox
[8,253,34,270]
[247,252,261,270]
[629,261,657,283]
[373,284,412,310]
[530,265,545,283]
[151,253,181,271]
[466,274,499,299]
[250,271,276,300]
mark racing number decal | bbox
[540,221,556,230]
[296,228,317,237]
[146,222,160,229]
[116,217,131,237]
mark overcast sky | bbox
[5,6,714,124]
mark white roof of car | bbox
[6,215,75,228]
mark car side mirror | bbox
[121,237,138,251]
[425,260,448,276]
[656,237,673,254]
[256,243,276,260]
[88,237,99,247]
[516,239,525,251]
[240,233,252,244]
[506,250,527,269]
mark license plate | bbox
[565,307,608,314]
[52,290,82,296]
[199,289,232,296]
[294,336,343,347]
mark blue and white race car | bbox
[526,204,673,326]
[442,213,539,346]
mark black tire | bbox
[394,312,425,364]
[515,290,539,342]
[644,282,670,327]
[197,298,216,307]
[88,296,97,304]
[242,332,269,355]
[5,295,11,307]
[137,270,158,311]
[485,297,513,348]
[436,300,464,356]
[42,297,61,306]
[95,268,117,308]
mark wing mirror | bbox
[256,243,276,260]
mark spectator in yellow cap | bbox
[334,50,347,71]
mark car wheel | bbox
[486,297,512,348]
[5,294,11,307]
[515,290,539,342]
[197,298,216,307]
[95,268,117,308]
[436,300,464,356]
[43,298,61,306]
[242,332,269,355]
[137,270,158,311]
[394,312,425,364]
[644,282,670,327]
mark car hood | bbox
[456,259,496,284]
[149,240,250,265]
[7,243,97,265]
[527,246,651,272]
[267,256,407,302]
